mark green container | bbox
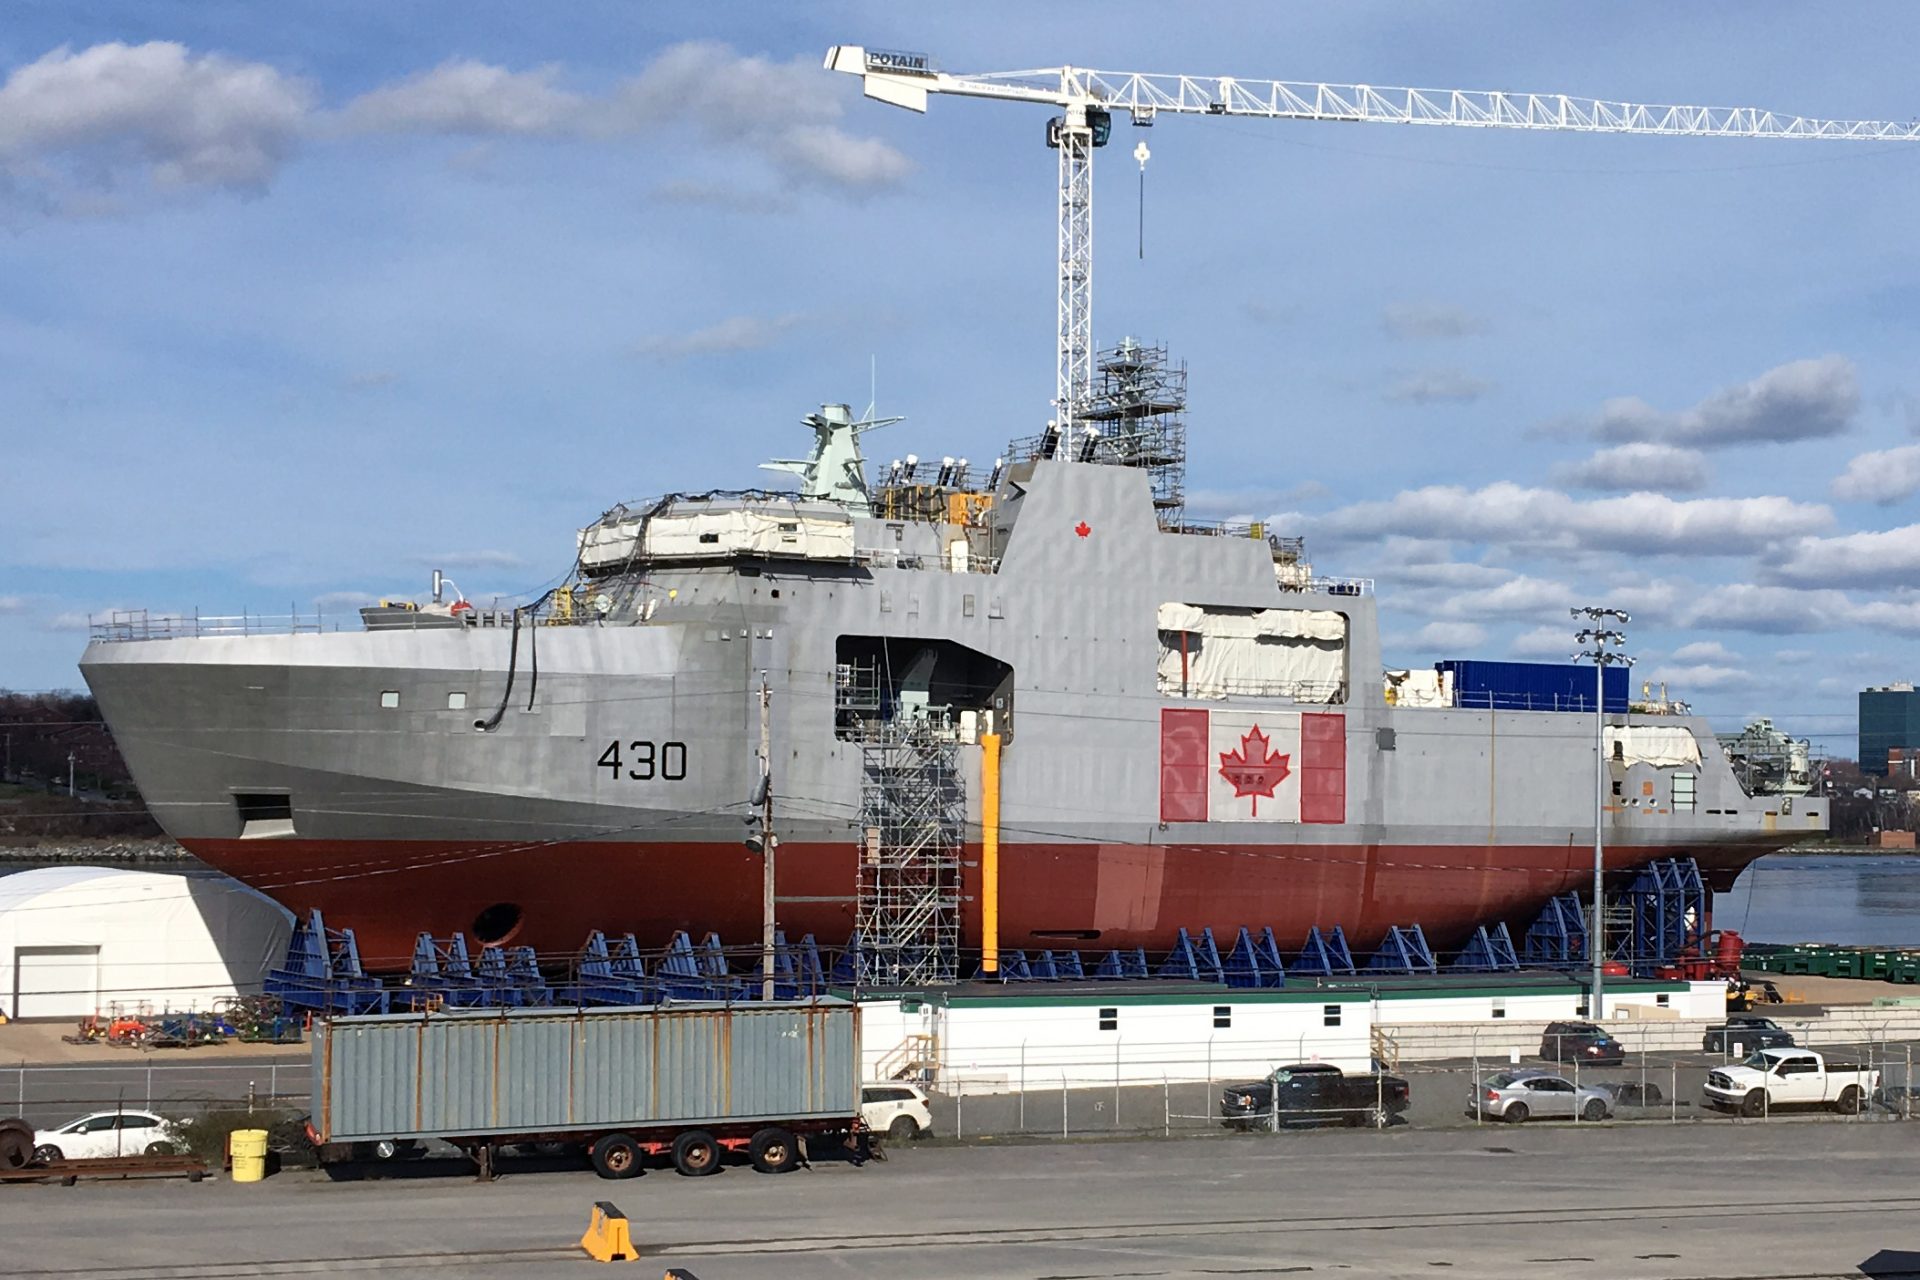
[1830,952,1865,979]
[1864,951,1895,980]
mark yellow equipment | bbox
[581,1200,638,1263]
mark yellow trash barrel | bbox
[230,1128,269,1183]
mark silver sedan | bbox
[1469,1070,1612,1124]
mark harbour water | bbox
[1720,853,1920,948]
[2,852,1917,948]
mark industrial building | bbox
[1860,683,1920,776]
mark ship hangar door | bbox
[13,945,100,1018]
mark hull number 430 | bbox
[598,740,688,781]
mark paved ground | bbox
[0,1019,307,1066]
[7,1122,1920,1278]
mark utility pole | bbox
[758,675,776,1002]
[67,750,76,798]
[1573,608,1632,1020]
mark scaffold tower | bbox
[856,724,965,985]
[1080,337,1187,527]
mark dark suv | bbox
[1702,1015,1795,1054]
[1539,1021,1626,1065]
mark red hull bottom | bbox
[183,836,1771,973]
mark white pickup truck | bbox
[1703,1048,1879,1117]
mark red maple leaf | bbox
[1218,724,1290,817]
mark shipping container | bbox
[1437,660,1628,713]
[309,999,862,1179]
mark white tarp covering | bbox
[579,504,855,568]
[1158,605,1347,702]
[0,867,293,1019]
[1384,668,1455,708]
[1605,725,1704,768]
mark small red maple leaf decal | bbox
[1074,521,1091,538]
[1218,724,1290,817]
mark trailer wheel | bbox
[750,1126,799,1174]
[0,1120,32,1170]
[1834,1086,1863,1115]
[589,1134,642,1180]
[672,1129,721,1177]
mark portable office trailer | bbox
[309,999,862,1179]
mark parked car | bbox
[1702,1015,1795,1055]
[1538,1021,1626,1065]
[1470,1071,1612,1124]
[861,1081,935,1140]
[1703,1048,1880,1116]
[1592,1079,1665,1108]
[31,1109,182,1163]
[1220,1063,1412,1130]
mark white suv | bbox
[861,1082,934,1140]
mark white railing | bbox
[88,608,340,643]
[1304,576,1373,597]
[855,548,1001,574]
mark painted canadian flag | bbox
[1160,708,1345,824]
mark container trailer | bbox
[306,999,864,1180]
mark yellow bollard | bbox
[581,1201,638,1263]
[229,1128,268,1183]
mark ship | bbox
[80,339,1824,972]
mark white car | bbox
[32,1109,183,1163]
[861,1081,935,1140]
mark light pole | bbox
[1572,608,1632,1019]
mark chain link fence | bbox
[922,1035,1920,1141]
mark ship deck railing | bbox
[1159,678,1349,704]
[88,608,344,643]
[1299,575,1372,596]
[855,547,1000,574]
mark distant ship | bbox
[81,340,1822,971]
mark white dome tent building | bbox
[0,866,294,1019]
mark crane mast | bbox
[826,44,1920,455]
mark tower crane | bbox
[825,45,1920,452]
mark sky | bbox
[2,1,1918,758]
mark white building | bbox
[0,866,293,1019]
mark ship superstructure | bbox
[80,340,1823,972]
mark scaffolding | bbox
[1006,337,1188,527]
[855,724,965,986]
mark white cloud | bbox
[1646,663,1754,692]
[0,596,26,616]
[1413,620,1487,650]
[313,590,378,610]
[1510,625,1576,658]
[1552,442,1708,493]
[605,42,909,190]
[1771,524,1920,588]
[39,610,94,632]
[411,550,526,570]
[1294,483,1831,558]
[0,41,312,202]
[1773,648,1813,663]
[1189,481,1328,518]
[1382,302,1488,340]
[1832,442,1920,504]
[1435,575,1576,619]
[1610,578,1920,637]
[1569,356,1858,448]
[635,313,805,361]
[1672,640,1741,663]
[341,60,582,136]
[1383,369,1493,405]
[0,40,907,216]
